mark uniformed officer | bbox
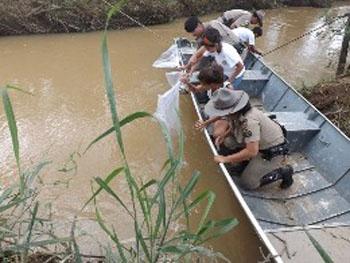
[204,88,294,190]
[217,9,265,29]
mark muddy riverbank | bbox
[303,75,350,137]
[0,0,335,36]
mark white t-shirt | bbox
[203,42,245,79]
[232,27,255,45]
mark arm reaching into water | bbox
[181,46,206,72]
[195,116,222,130]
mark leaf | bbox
[139,179,157,193]
[25,202,39,245]
[135,226,152,262]
[5,85,33,95]
[84,112,152,153]
[95,206,127,262]
[177,171,200,206]
[195,190,216,235]
[94,176,133,217]
[198,218,239,244]
[1,87,20,172]
[154,186,166,239]
[82,167,124,210]
[174,190,213,222]
[305,231,334,263]
[106,0,128,23]
[101,29,125,156]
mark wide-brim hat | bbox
[254,10,265,27]
[204,88,249,117]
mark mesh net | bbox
[152,44,180,69]
[153,71,182,134]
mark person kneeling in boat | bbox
[204,88,294,190]
[186,27,245,88]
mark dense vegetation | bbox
[0,0,333,36]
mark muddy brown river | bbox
[0,4,348,262]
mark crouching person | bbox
[205,88,294,190]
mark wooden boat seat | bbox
[269,112,321,151]
[239,70,270,96]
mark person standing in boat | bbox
[217,9,265,29]
[204,88,294,190]
[186,27,245,88]
[232,27,263,55]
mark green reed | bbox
[0,86,77,262]
[82,2,238,262]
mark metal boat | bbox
[174,37,350,262]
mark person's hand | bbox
[180,73,190,84]
[195,120,207,130]
[214,155,228,163]
[177,64,188,71]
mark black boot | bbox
[260,165,294,189]
[279,165,294,189]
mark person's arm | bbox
[195,116,222,130]
[180,75,203,92]
[248,45,262,55]
[228,61,244,83]
[183,46,206,72]
[214,141,259,163]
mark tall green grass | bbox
[0,86,78,262]
[81,2,238,262]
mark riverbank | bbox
[303,75,350,137]
[0,0,334,36]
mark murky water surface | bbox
[0,4,348,261]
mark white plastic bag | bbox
[154,71,182,133]
[152,44,179,69]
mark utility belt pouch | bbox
[233,42,246,54]
[260,142,289,161]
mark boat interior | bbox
[177,38,350,233]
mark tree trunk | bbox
[336,14,350,76]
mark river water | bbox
[0,4,348,262]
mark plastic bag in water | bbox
[154,71,182,133]
[152,44,179,69]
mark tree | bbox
[336,13,350,76]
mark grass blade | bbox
[95,206,128,262]
[195,191,216,235]
[82,167,124,210]
[139,179,157,193]
[94,176,133,217]
[305,231,334,263]
[84,112,152,153]
[176,171,200,206]
[5,84,33,95]
[1,87,20,173]
[198,218,239,244]
[154,186,166,240]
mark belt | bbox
[259,141,289,161]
